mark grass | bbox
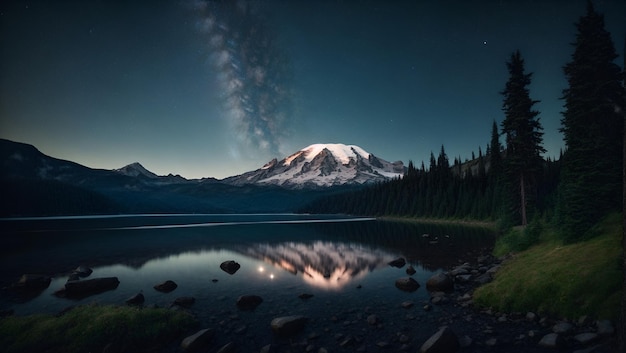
[474,213,622,320]
[0,304,198,353]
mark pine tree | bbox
[489,120,503,180]
[500,50,545,226]
[558,1,624,241]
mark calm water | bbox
[0,214,495,351]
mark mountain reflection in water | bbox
[239,241,389,289]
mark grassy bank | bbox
[474,213,622,320]
[0,304,198,353]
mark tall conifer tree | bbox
[558,1,624,241]
[501,51,545,226]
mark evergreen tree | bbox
[558,1,624,241]
[489,120,503,180]
[500,50,545,225]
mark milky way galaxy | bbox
[193,0,293,158]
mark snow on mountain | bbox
[115,162,159,179]
[224,143,405,188]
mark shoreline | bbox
[379,216,497,230]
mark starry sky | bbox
[1,0,625,179]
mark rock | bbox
[449,263,471,276]
[485,338,497,346]
[339,336,356,347]
[74,265,93,277]
[299,293,314,300]
[260,344,280,353]
[596,320,614,336]
[57,277,120,299]
[473,273,491,285]
[236,295,263,310]
[180,328,215,352]
[426,272,453,292]
[270,315,308,336]
[552,321,574,334]
[455,274,472,283]
[401,300,414,308]
[486,265,500,275]
[456,293,472,302]
[216,342,236,353]
[14,274,51,290]
[430,291,448,305]
[574,332,598,345]
[395,277,420,292]
[388,257,406,268]
[538,333,564,349]
[154,280,177,293]
[220,260,241,275]
[125,292,145,305]
[526,312,537,322]
[406,265,416,275]
[367,314,379,325]
[173,296,195,307]
[420,326,460,353]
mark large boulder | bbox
[236,295,263,310]
[395,277,420,292]
[220,261,241,275]
[57,277,120,299]
[270,316,308,337]
[426,272,454,292]
[154,280,177,293]
[420,326,460,353]
[181,328,215,352]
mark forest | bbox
[301,2,625,245]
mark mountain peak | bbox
[224,143,405,189]
[287,143,371,167]
[115,162,158,179]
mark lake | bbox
[0,214,495,351]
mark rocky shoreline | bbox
[2,256,618,353]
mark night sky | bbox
[1,1,625,179]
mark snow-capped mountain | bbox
[115,162,158,179]
[224,143,405,188]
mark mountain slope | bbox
[224,143,405,188]
[115,162,158,179]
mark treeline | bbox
[0,178,122,217]
[302,2,624,243]
[301,135,560,228]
